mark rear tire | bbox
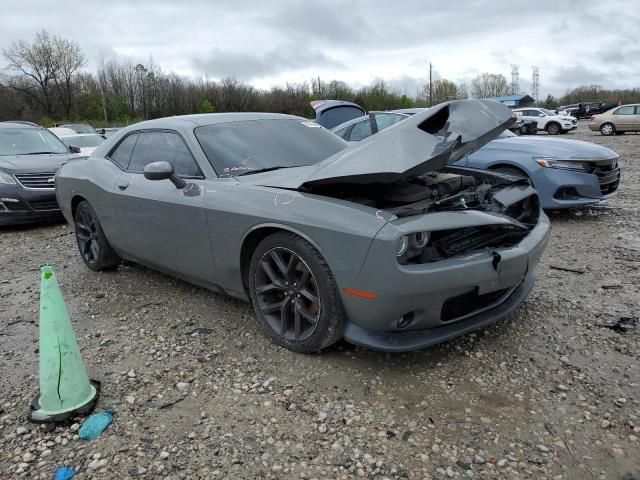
[546,122,561,135]
[248,232,343,353]
[600,123,615,136]
[74,201,120,271]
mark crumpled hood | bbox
[481,136,618,160]
[255,99,514,189]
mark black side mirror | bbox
[143,161,186,189]
[69,145,82,154]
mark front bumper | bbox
[0,184,61,226]
[530,159,620,209]
[340,211,550,352]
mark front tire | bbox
[546,122,561,135]
[600,123,615,136]
[248,232,343,353]
[74,201,120,271]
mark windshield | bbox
[0,128,69,156]
[539,108,556,116]
[195,119,348,176]
[61,134,104,148]
[60,124,95,134]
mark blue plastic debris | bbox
[54,466,76,480]
[78,408,114,440]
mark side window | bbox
[108,133,139,169]
[349,120,373,141]
[635,106,640,115]
[129,131,202,177]
[374,113,405,131]
[333,125,351,140]
[614,106,634,115]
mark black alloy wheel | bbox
[254,247,321,342]
[248,232,343,353]
[74,200,120,271]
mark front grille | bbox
[28,199,60,211]
[14,173,56,189]
[441,287,512,322]
[588,159,620,195]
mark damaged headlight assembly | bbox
[396,231,430,261]
[535,158,589,172]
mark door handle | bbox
[118,181,129,190]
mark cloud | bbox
[0,0,638,98]
[193,46,344,80]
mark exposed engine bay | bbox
[304,166,541,264]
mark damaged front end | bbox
[302,166,541,265]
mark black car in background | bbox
[0,122,81,226]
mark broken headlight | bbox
[535,158,589,172]
[396,231,430,262]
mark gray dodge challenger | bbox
[55,100,550,353]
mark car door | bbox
[634,106,640,130]
[611,106,635,131]
[112,129,216,283]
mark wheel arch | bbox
[71,194,87,218]
[239,224,329,296]
[488,163,530,178]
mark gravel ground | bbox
[1,123,639,479]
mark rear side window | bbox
[129,131,202,177]
[614,106,634,115]
[108,133,139,169]
[349,120,373,141]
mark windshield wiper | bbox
[237,166,295,176]
[20,151,57,155]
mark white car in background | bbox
[48,127,105,156]
[512,107,577,135]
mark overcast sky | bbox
[1,0,639,98]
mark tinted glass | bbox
[129,131,201,177]
[333,125,351,139]
[317,106,365,129]
[195,119,348,176]
[349,120,373,141]
[375,113,406,130]
[0,128,68,156]
[614,106,634,115]
[109,133,139,169]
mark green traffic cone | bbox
[30,266,99,423]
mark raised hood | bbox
[259,99,514,190]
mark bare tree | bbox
[470,73,510,98]
[2,30,58,116]
[52,35,86,118]
[418,79,466,105]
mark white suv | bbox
[513,108,577,135]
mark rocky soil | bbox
[1,123,639,479]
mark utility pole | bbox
[429,62,433,107]
[510,64,520,95]
[532,66,540,103]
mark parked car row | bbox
[588,104,640,135]
[0,100,623,355]
[330,107,620,210]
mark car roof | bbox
[0,121,41,129]
[129,112,304,130]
